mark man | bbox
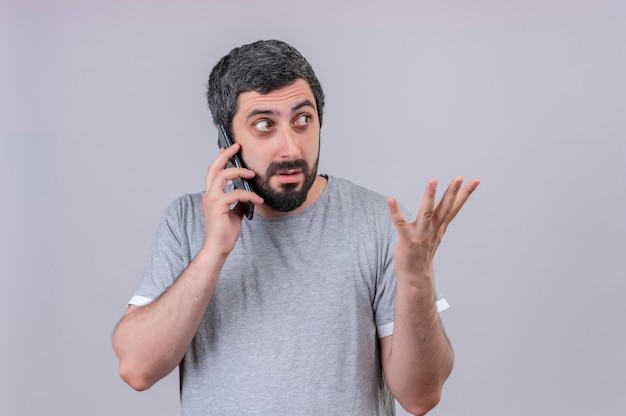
[112,39,479,416]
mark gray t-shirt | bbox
[130,176,447,415]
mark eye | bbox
[294,113,310,126]
[253,119,273,132]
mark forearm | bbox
[383,178,478,414]
[112,248,226,391]
[383,269,454,413]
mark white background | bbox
[2,0,625,414]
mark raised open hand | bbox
[387,177,480,276]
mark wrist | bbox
[394,258,434,282]
[395,267,435,297]
[193,244,229,275]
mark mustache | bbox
[266,159,309,176]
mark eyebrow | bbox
[245,99,316,121]
[292,99,316,113]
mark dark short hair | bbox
[207,40,325,139]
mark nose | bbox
[277,127,301,160]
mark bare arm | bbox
[111,143,263,391]
[381,177,480,415]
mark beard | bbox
[248,154,319,212]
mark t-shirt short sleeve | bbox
[129,195,200,305]
[372,208,449,339]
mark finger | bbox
[206,186,263,219]
[205,143,242,192]
[447,178,480,223]
[221,188,264,207]
[219,167,256,183]
[207,167,262,208]
[432,176,463,225]
[415,178,438,231]
[387,196,411,239]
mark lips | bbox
[277,169,301,176]
[275,169,302,183]
[266,159,308,185]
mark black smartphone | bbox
[217,125,254,220]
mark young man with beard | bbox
[112,40,479,416]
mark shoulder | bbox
[325,176,398,228]
[328,177,388,204]
[326,176,413,233]
[160,192,204,223]
[327,176,409,216]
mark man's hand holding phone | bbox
[201,141,263,257]
[217,125,255,220]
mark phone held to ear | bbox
[217,125,254,220]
